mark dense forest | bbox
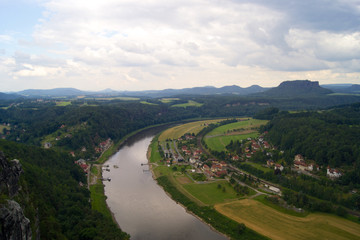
[0,140,129,239]
[261,103,360,184]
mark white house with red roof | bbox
[327,167,342,178]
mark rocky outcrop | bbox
[0,152,23,197]
[0,151,32,239]
[0,200,32,240]
[262,80,333,97]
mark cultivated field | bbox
[158,119,225,141]
[0,125,10,133]
[203,118,268,152]
[215,199,360,240]
[171,100,203,108]
[206,118,268,136]
[55,101,72,106]
[183,180,239,205]
[160,98,180,103]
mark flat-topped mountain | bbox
[260,80,333,97]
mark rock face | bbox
[0,200,32,240]
[0,152,23,197]
[0,151,32,240]
[262,80,333,97]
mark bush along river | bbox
[102,132,227,240]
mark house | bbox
[294,160,307,171]
[263,141,271,149]
[269,186,281,194]
[327,167,342,178]
[252,142,261,150]
[203,164,210,171]
[267,160,274,167]
[211,163,222,172]
[294,154,304,162]
[274,163,284,171]
[215,170,228,178]
[232,155,240,161]
[44,142,52,149]
[193,150,202,156]
[220,161,227,168]
[308,163,319,171]
[181,146,188,151]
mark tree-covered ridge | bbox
[261,103,360,184]
[0,140,129,240]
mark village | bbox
[156,129,344,199]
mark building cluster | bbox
[202,160,228,178]
[74,159,89,173]
[293,154,319,172]
[95,138,112,153]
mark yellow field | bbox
[215,199,360,240]
[158,119,225,141]
[0,125,10,132]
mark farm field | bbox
[55,101,72,106]
[140,101,158,105]
[205,132,259,152]
[242,162,273,173]
[215,199,360,240]
[160,98,180,103]
[171,100,203,108]
[206,118,268,136]
[158,119,225,141]
[0,125,10,132]
[183,180,239,205]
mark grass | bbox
[242,162,273,173]
[158,119,225,141]
[183,180,239,205]
[90,182,113,220]
[0,125,10,132]
[160,98,180,103]
[253,195,308,217]
[215,199,360,240]
[205,132,259,152]
[140,101,158,105]
[171,100,203,108]
[329,93,360,96]
[55,101,72,106]
[203,118,267,152]
[207,118,268,136]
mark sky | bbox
[0,0,360,92]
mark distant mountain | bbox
[322,84,360,94]
[260,80,332,97]
[0,92,22,100]
[18,88,88,97]
[120,85,267,98]
[16,85,268,98]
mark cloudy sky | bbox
[0,0,360,91]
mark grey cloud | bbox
[248,0,360,32]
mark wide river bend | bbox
[103,133,227,240]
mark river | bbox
[103,132,227,240]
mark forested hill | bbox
[261,103,360,185]
[0,140,129,239]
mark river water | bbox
[103,133,227,240]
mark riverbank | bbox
[89,121,193,228]
[147,135,269,240]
